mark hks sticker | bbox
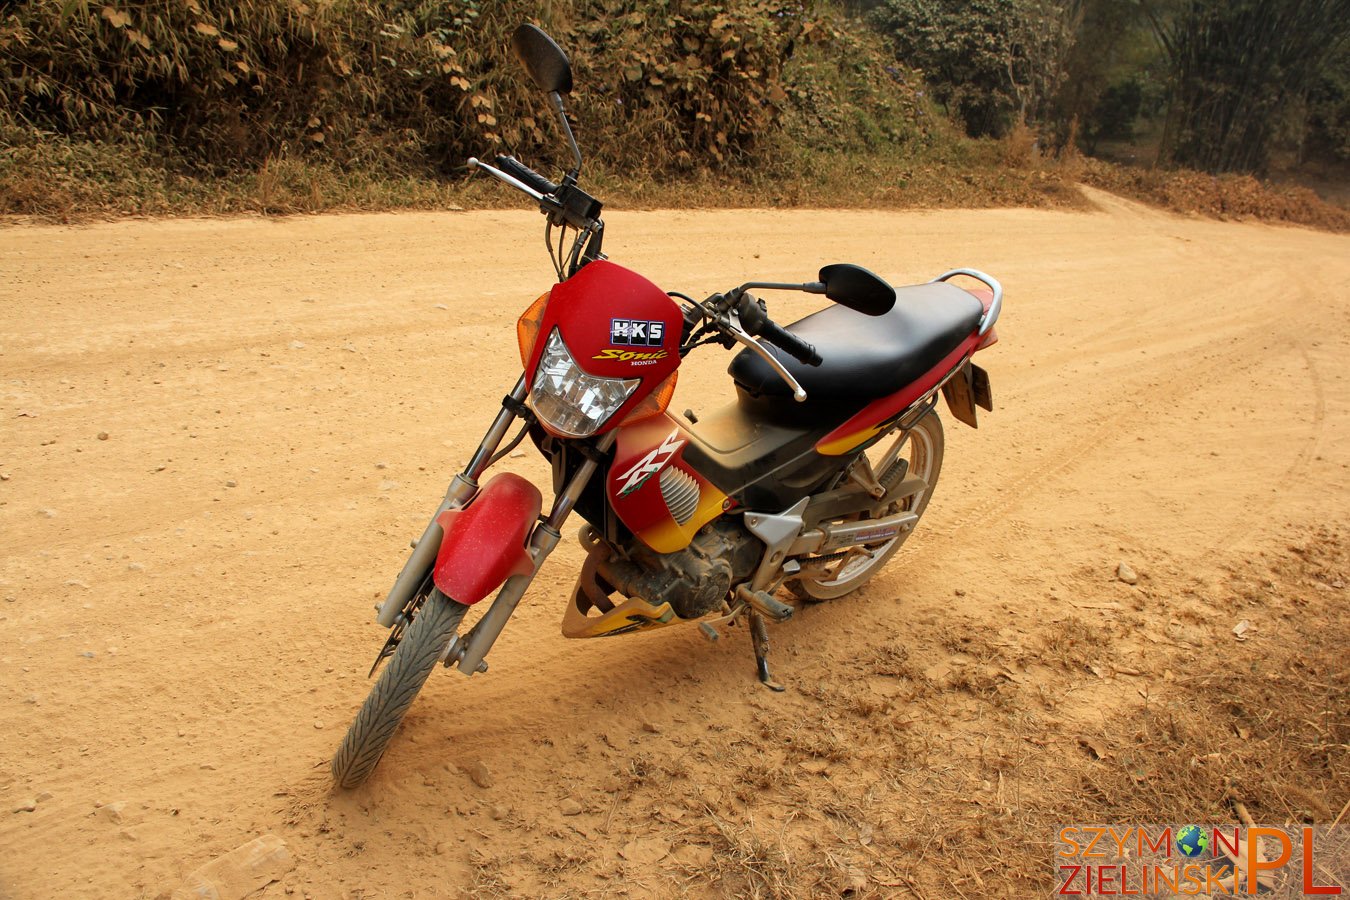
[610,319,665,347]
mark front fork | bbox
[444,430,612,675]
[373,374,614,675]
[375,375,530,628]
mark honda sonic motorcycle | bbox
[331,24,1002,788]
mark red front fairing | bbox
[523,260,683,432]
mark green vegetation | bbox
[864,0,1350,175]
[1147,0,1349,173]
[0,0,1345,224]
[866,0,1078,139]
[1,0,1001,219]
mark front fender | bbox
[433,473,543,605]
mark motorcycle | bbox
[331,24,1002,788]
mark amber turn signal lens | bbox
[619,371,678,426]
[516,291,551,369]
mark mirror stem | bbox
[737,281,828,295]
[549,92,584,174]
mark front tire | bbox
[331,588,467,789]
[790,412,944,601]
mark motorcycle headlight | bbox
[529,329,640,437]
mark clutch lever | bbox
[725,310,808,403]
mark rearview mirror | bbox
[511,24,573,95]
[820,264,895,316]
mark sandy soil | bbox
[2,191,1348,898]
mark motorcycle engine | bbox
[589,519,761,619]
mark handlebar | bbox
[495,155,559,196]
[734,292,822,367]
[467,156,547,202]
[756,317,822,367]
[679,291,812,402]
[468,155,605,277]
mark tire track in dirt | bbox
[929,267,1322,558]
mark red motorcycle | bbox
[331,25,1002,788]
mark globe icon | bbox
[1176,825,1209,858]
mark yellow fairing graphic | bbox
[562,593,682,638]
[816,422,888,456]
[562,540,709,639]
[636,483,727,554]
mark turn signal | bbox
[516,291,551,369]
[620,371,678,425]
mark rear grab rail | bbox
[932,268,1002,337]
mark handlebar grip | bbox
[494,155,558,195]
[759,318,822,367]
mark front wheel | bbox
[330,588,467,789]
[790,411,944,601]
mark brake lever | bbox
[467,157,548,203]
[725,310,808,403]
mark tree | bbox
[1304,40,1349,162]
[1050,0,1161,153]
[869,0,1081,138]
[1145,0,1350,173]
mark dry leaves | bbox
[1213,835,1279,892]
[100,6,130,28]
[619,838,668,866]
[1078,736,1111,760]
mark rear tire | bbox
[790,412,944,601]
[330,588,466,789]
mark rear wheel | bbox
[790,412,944,601]
[330,588,466,789]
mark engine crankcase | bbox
[596,520,760,619]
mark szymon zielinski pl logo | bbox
[1056,825,1347,896]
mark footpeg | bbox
[736,585,794,623]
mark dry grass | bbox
[702,807,802,899]
[5,118,1345,232]
[1067,544,1348,826]
[1038,615,1110,671]
[543,527,1342,899]
[447,543,1343,898]
[1083,156,1350,232]
[387,527,1348,899]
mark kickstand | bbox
[749,611,786,692]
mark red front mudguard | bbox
[433,473,542,605]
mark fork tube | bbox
[455,431,615,674]
[375,376,527,627]
[466,376,528,478]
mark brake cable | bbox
[671,292,730,355]
[545,223,563,281]
[484,419,534,470]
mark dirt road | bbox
[2,191,1347,898]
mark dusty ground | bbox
[1,190,1347,898]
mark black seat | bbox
[729,281,983,411]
